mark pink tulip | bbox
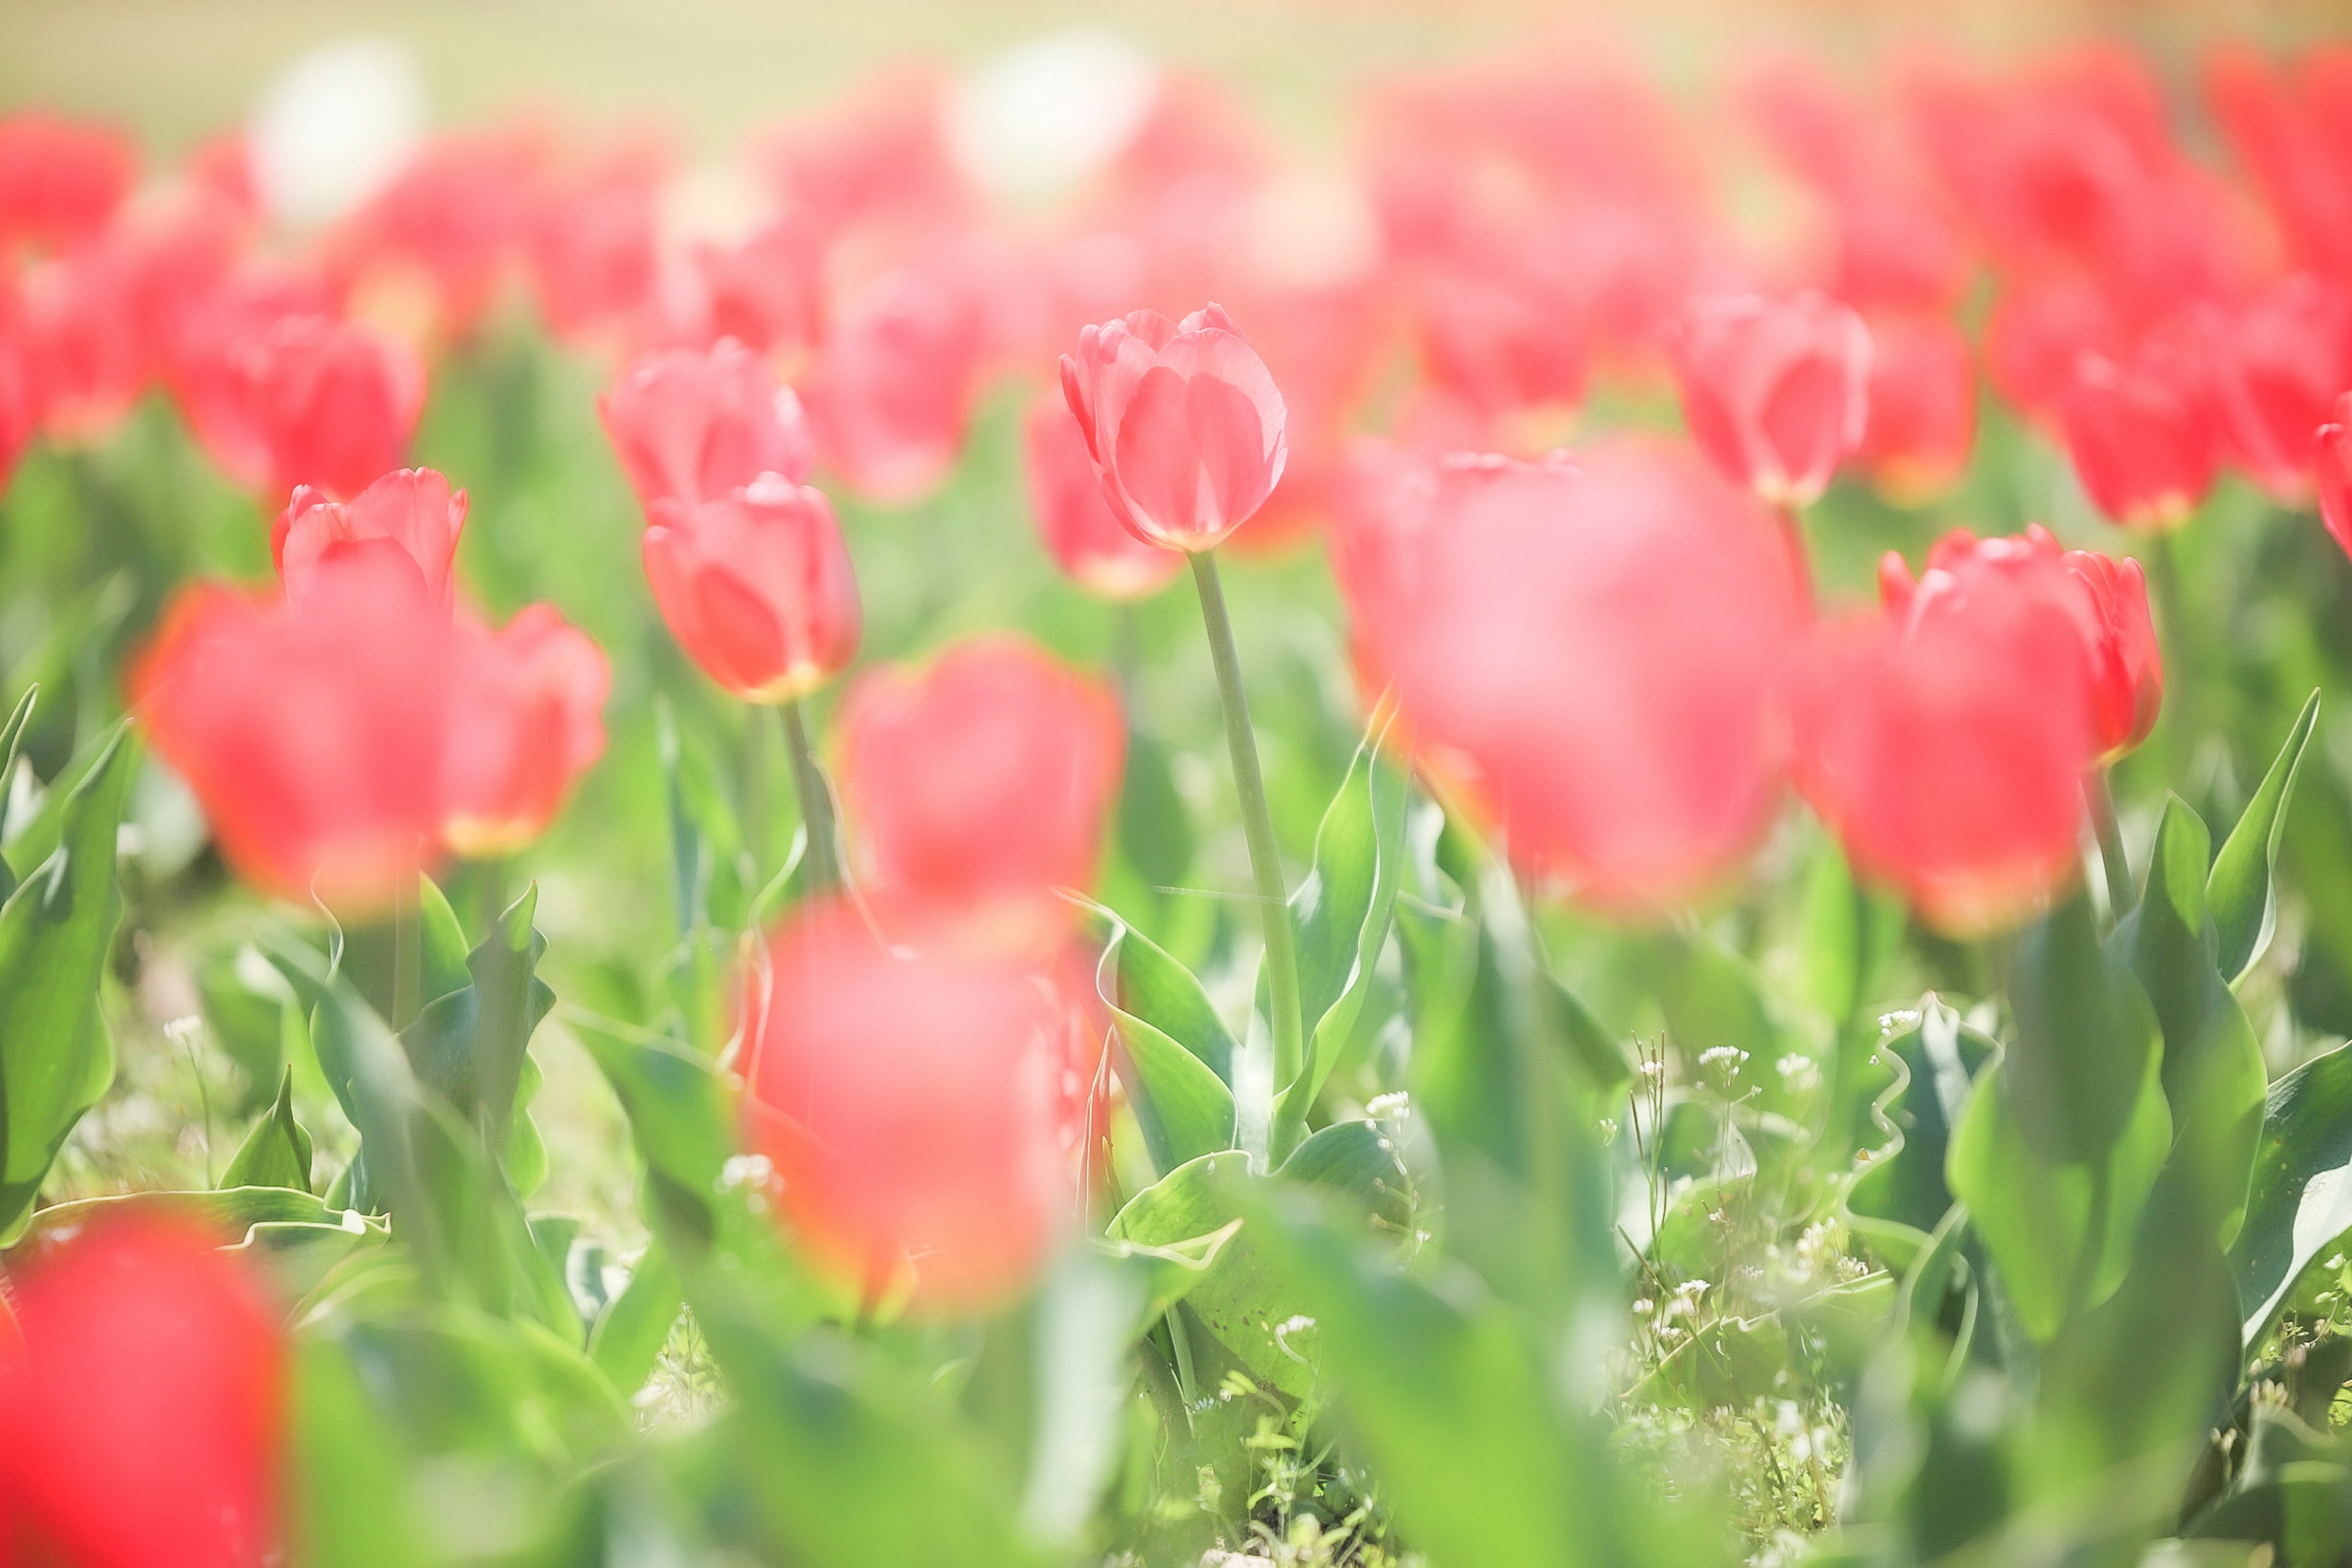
[599,338,813,511]
[1023,391,1182,600]
[801,265,984,505]
[239,314,426,502]
[273,467,467,608]
[641,474,862,704]
[1668,290,1872,508]
[442,606,610,858]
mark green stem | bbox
[1776,500,1815,617]
[1188,551,1303,1164]
[780,699,842,894]
[741,703,769,873]
[2148,532,2200,753]
[2085,769,2135,920]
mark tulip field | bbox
[21,15,2352,1566]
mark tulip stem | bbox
[741,704,769,873]
[1188,551,1304,1164]
[2086,769,2135,921]
[779,699,843,895]
[1775,502,1816,616]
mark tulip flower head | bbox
[2316,391,2352,562]
[0,1211,284,1568]
[838,634,1124,951]
[442,605,611,858]
[598,337,814,511]
[739,899,1077,1313]
[2205,274,2352,503]
[641,473,862,704]
[1023,391,1182,598]
[800,264,986,505]
[1668,290,1872,508]
[273,466,467,606]
[0,311,29,491]
[2061,325,2219,530]
[20,238,150,442]
[1060,303,1289,552]
[0,112,137,255]
[1856,311,1975,503]
[241,312,426,501]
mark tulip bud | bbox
[2204,274,2352,503]
[2060,326,2218,530]
[802,265,986,505]
[241,312,426,501]
[1856,311,1975,503]
[838,634,1123,952]
[442,605,609,858]
[130,552,454,911]
[598,338,813,511]
[1023,391,1181,599]
[641,474,862,704]
[0,1211,283,1568]
[1060,302,1289,552]
[273,466,467,606]
[0,113,137,255]
[2316,393,2352,561]
[1667,290,1872,508]
[739,899,1077,1313]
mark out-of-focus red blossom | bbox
[738,898,1076,1313]
[163,262,337,489]
[2201,274,2352,503]
[600,338,813,511]
[0,1213,283,1568]
[2205,47,2352,284]
[1023,392,1181,599]
[1985,275,2128,432]
[753,73,970,254]
[1335,439,1804,911]
[129,554,455,910]
[2315,393,2352,560]
[1856,311,1975,502]
[443,606,609,858]
[273,467,468,606]
[1406,262,1588,432]
[837,635,1123,952]
[641,473,861,703]
[0,113,137,255]
[334,126,545,344]
[241,313,426,501]
[679,213,827,363]
[1667,291,1872,508]
[19,239,149,440]
[1881,524,2161,763]
[1060,303,1288,552]
[524,143,665,344]
[2061,323,2218,529]
[801,264,986,504]
[0,308,31,489]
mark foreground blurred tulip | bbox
[2204,274,2352,503]
[0,1212,283,1568]
[1023,391,1182,599]
[1060,303,1289,552]
[2316,394,2352,560]
[0,113,137,255]
[1856,312,1975,503]
[1668,290,1871,510]
[0,311,30,491]
[243,313,426,500]
[641,473,861,704]
[839,635,1123,949]
[273,466,467,606]
[442,606,610,858]
[1343,441,1805,910]
[20,239,149,440]
[130,554,453,910]
[162,260,336,489]
[598,338,812,511]
[739,899,1075,1313]
[801,265,985,504]
[2062,326,2218,529]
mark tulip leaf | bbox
[2211,690,2320,984]
[1087,1217,1244,1335]
[0,726,135,1243]
[220,1065,315,1193]
[398,883,557,1190]
[2230,1039,2352,1345]
[588,1239,684,1396]
[1115,721,1194,891]
[1084,902,1236,1084]
[416,874,474,1005]
[1083,905,1236,1175]
[2003,892,2160,1163]
[1847,998,1996,1250]
[0,684,38,905]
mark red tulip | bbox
[523,145,665,344]
[20,239,150,442]
[0,296,34,491]
[2316,392,2352,562]
[2060,323,2218,530]
[273,466,467,607]
[442,605,609,858]
[1408,263,1589,428]
[241,314,426,502]
[738,898,1076,1313]
[801,265,986,505]
[1667,290,1871,508]
[1856,312,1975,503]
[2204,274,2352,503]
[0,1212,284,1568]
[641,474,862,704]
[1023,391,1182,600]
[1984,275,2128,434]
[1343,440,1804,911]
[685,213,826,361]
[162,260,336,490]
[334,127,541,343]
[837,635,1123,951]
[0,113,137,255]
[1060,302,1289,552]
[129,552,454,910]
[598,338,813,511]
[1882,524,2161,764]
[2206,47,2352,284]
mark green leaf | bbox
[588,1240,684,1397]
[2230,1039,2352,1344]
[415,875,473,1005]
[221,1065,315,1193]
[1082,902,1236,1084]
[1847,998,1996,1246]
[2211,690,2320,984]
[15,1184,360,1249]
[398,883,556,1182]
[1796,838,1903,1028]
[0,728,135,1242]
[286,1333,437,1568]
[1115,721,1193,890]
[0,685,39,905]
[1083,907,1235,1175]
[1085,1218,1243,1333]
[2005,893,2160,1163]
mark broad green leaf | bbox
[0,685,38,905]
[1796,838,1903,1029]
[1012,1246,1153,1545]
[0,728,135,1242]
[1085,1218,1244,1333]
[265,935,427,1223]
[1656,927,1801,1112]
[287,1333,437,1568]
[415,874,473,1005]
[1848,998,1996,1248]
[398,883,556,1160]
[221,1065,315,1193]
[1947,1039,2172,1342]
[589,1240,684,1396]
[2005,893,2160,1163]
[1083,907,1235,1175]
[1082,902,1236,1084]
[1115,721,1193,889]
[2211,690,2320,984]
[15,1184,355,1248]
[2230,1039,2352,1344]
